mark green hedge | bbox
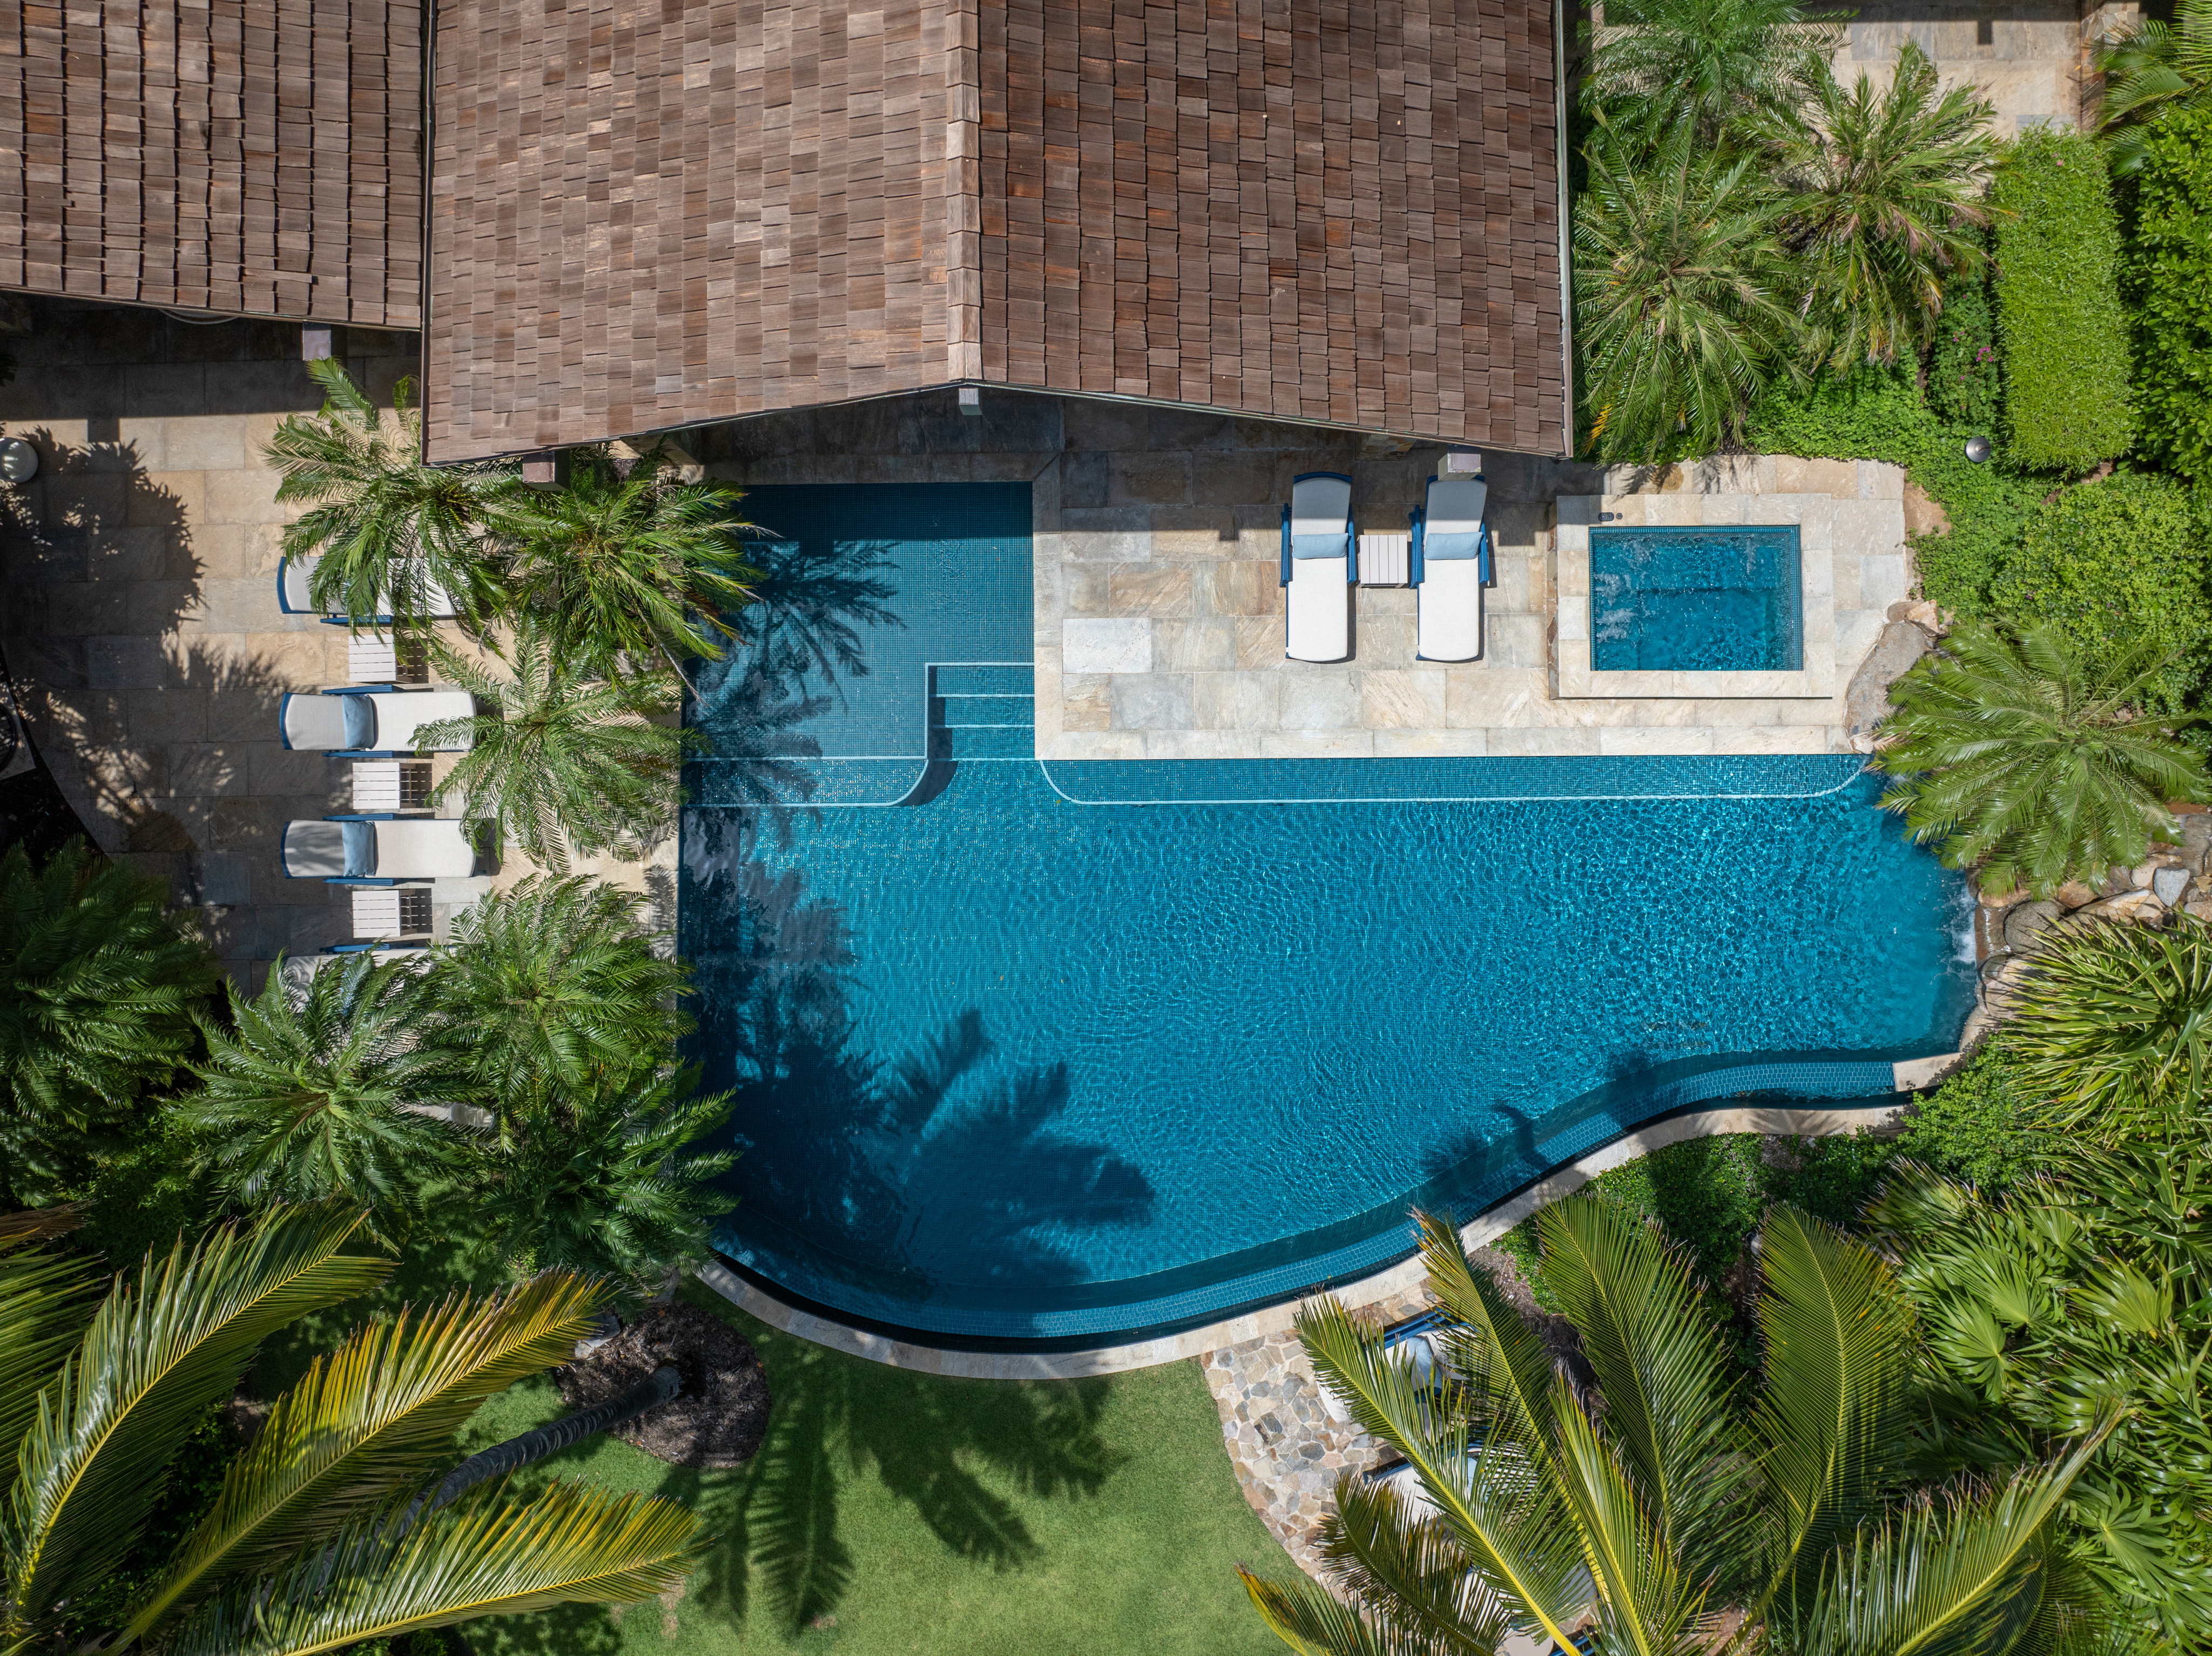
[2124,103,2212,485]
[1988,469,2212,712]
[1926,227,2001,431]
[1991,127,2136,472]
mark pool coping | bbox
[694,1067,1955,1378]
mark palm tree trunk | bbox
[403,1364,682,1530]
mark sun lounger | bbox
[1411,474,1490,662]
[277,553,459,622]
[1280,471,1355,663]
[281,816,482,882]
[279,688,475,754]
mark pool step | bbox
[687,756,927,808]
[934,663,1033,697]
[937,693,1033,727]
[934,723,1034,760]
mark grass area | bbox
[255,1256,1283,1656]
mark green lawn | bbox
[408,1286,1283,1656]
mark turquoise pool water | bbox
[682,486,1974,1346]
[1593,525,1804,672]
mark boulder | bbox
[1844,621,1933,743]
[1978,882,2028,911]
[2156,866,2195,907]
[2183,814,2212,874]
[2133,861,2161,890]
[2076,888,2166,925]
[2004,899,2062,954]
[2055,881,2098,910]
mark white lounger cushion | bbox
[278,553,460,620]
[366,691,475,752]
[1417,558,1483,661]
[1287,554,1351,662]
[281,694,358,751]
[370,819,479,878]
[282,820,354,878]
[1290,474,1353,543]
[1423,477,1488,539]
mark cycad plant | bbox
[423,876,694,1106]
[1872,622,2210,898]
[1573,121,1803,461]
[1243,1200,2112,1656]
[263,361,514,627]
[416,624,700,873]
[467,1063,735,1293]
[181,952,466,1239]
[1779,42,1998,369]
[2095,0,2212,174]
[1870,1152,2212,1647]
[493,445,759,681]
[0,1206,702,1654]
[1583,0,1840,150]
[0,840,215,1206]
[1998,915,2212,1140]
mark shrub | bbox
[1925,227,2001,430]
[2123,103,2212,484]
[1890,1044,2032,1187]
[1988,469,2212,711]
[1991,127,2136,471]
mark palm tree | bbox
[1583,0,1840,150]
[0,1206,702,1654]
[1243,1200,2112,1656]
[180,952,466,1239]
[1995,915,2212,1141]
[1574,121,1804,460]
[262,360,514,627]
[425,876,694,1107]
[492,444,759,681]
[466,1063,735,1294]
[414,624,699,874]
[2095,0,2212,174]
[0,839,216,1206]
[1779,42,1998,369]
[1871,622,2210,899]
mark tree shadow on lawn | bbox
[461,1295,1124,1653]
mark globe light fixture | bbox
[0,437,37,484]
[1964,435,1992,464]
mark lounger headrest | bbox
[1422,530,1483,562]
[1425,477,1487,532]
[1291,532,1348,560]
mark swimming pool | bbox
[683,487,1974,1347]
[1592,525,1803,672]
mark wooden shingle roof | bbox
[425,0,1566,462]
[0,0,423,327]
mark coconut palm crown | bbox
[1583,0,1842,150]
[0,1205,701,1655]
[1872,622,2210,900]
[415,624,701,874]
[263,360,514,628]
[1779,42,1998,369]
[1242,1199,2112,1656]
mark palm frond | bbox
[1239,1564,1400,1656]
[1751,1206,1921,1619]
[0,1239,97,1501]
[1321,1473,1511,1655]
[159,1479,704,1656]
[1547,1395,1712,1656]
[121,1272,610,1639]
[2094,0,2212,172]
[0,1207,386,1638]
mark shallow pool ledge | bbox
[694,1097,1924,1378]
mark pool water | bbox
[1592,526,1803,672]
[681,486,1972,1346]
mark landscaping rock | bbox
[2076,889,2166,925]
[1978,883,2028,911]
[1903,483,1950,540]
[1843,620,1932,744]
[2183,814,2212,873]
[2055,881,2097,910]
[2133,861,2161,889]
[553,1301,770,1469]
[2154,866,2193,907]
[2003,900,2062,954]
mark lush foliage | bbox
[266,361,513,627]
[0,1206,702,1654]
[1583,0,1840,147]
[417,625,699,873]
[1926,228,2001,430]
[181,953,462,1239]
[1779,43,1997,370]
[2122,102,2212,485]
[1991,128,2137,472]
[2095,0,2212,175]
[1244,1200,2107,1656]
[0,839,215,1207]
[1574,123,1800,460]
[1988,470,2212,715]
[2002,915,2212,1143]
[1872,1152,2212,1647]
[1871,621,2209,897]
[495,445,759,680]
[1891,1044,2035,1191]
